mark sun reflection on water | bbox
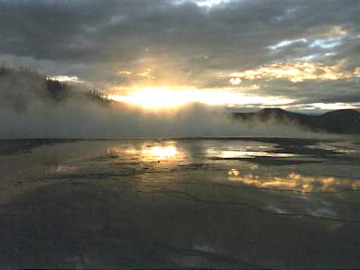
[108,143,182,163]
[142,146,178,159]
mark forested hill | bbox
[233,108,360,134]
[0,66,110,113]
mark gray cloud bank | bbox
[0,0,360,111]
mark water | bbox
[1,137,360,268]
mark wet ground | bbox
[0,137,360,268]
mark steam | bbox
[0,69,338,139]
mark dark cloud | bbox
[0,0,360,110]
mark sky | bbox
[1,0,360,112]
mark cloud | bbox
[229,60,356,83]
[0,0,360,111]
[268,39,308,50]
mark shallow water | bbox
[1,137,360,268]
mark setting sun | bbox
[107,88,295,109]
[108,88,191,109]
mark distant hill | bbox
[233,108,360,134]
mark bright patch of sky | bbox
[268,26,357,52]
[229,61,354,83]
[229,77,241,85]
[309,36,343,49]
[108,88,295,109]
[194,0,226,7]
[302,102,360,111]
[48,75,83,84]
[268,39,308,50]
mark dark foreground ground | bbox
[0,137,360,268]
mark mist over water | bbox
[0,101,318,139]
[0,70,336,139]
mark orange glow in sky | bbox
[107,88,295,109]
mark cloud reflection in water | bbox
[206,149,296,159]
[228,170,360,193]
